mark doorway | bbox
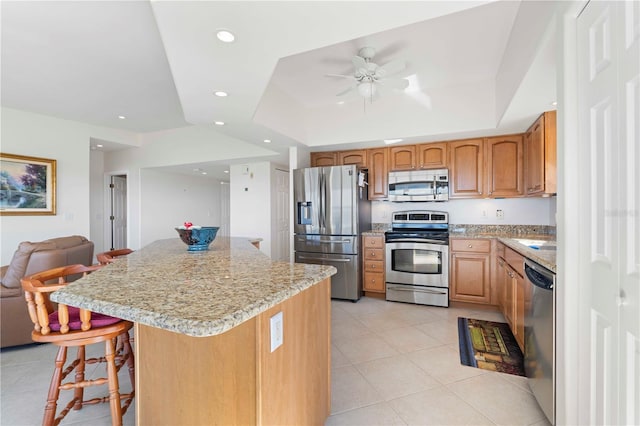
[108,174,127,250]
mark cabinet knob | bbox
[467,244,473,248]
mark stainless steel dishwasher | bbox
[524,258,555,425]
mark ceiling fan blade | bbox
[326,74,356,79]
[352,55,367,74]
[379,77,409,91]
[376,59,406,78]
[336,85,357,97]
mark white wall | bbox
[139,169,224,247]
[371,197,556,226]
[89,149,106,255]
[0,107,138,264]
[230,162,273,257]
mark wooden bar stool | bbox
[96,249,133,265]
[21,264,135,426]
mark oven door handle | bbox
[387,285,447,295]
[387,238,447,245]
[297,255,351,263]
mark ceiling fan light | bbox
[357,82,376,98]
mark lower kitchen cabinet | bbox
[450,239,492,304]
[497,245,526,352]
[362,235,385,294]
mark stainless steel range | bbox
[385,210,449,307]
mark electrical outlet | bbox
[270,311,283,352]
[482,210,487,218]
[496,209,504,219]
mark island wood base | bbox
[135,278,331,425]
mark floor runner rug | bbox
[457,317,525,377]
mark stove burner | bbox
[385,210,449,244]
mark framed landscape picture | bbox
[0,153,56,215]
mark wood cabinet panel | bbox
[451,239,491,253]
[338,149,368,168]
[450,253,491,303]
[363,271,385,292]
[364,248,383,261]
[486,134,524,197]
[367,148,389,200]
[449,139,485,198]
[525,110,557,196]
[417,142,448,169]
[310,152,337,167]
[363,235,384,249]
[362,234,385,294]
[389,146,416,171]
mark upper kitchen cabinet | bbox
[338,149,368,168]
[367,148,389,200]
[449,138,485,198]
[389,146,416,171]
[310,152,337,167]
[417,142,448,169]
[525,110,557,196]
[485,134,524,197]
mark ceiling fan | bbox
[327,46,410,101]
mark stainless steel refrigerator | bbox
[294,164,371,301]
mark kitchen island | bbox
[51,237,336,425]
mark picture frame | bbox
[0,153,57,216]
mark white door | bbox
[110,175,127,250]
[274,169,290,261]
[576,1,639,424]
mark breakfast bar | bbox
[51,237,336,425]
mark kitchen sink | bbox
[513,239,556,250]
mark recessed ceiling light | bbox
[118,115,126,120]
[551,101,558,106]
[216,30,235,43]
[214,121,225,126]
[223,170,229,174]
[337,101,345,105]
[214,91,228,97]
[202,172,207,175]
[96,144,103,148]
[384,138,403,145]
[263,139,271,143]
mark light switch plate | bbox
[270,311,283,352]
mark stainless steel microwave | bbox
[388,169,449,202]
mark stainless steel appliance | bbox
[388,169,449,202]
[293,165,371,301]
[385,210,449,307]
[524,258,555,425]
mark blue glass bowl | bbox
[175,226,219,251]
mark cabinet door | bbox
[338,150,367,168]
[497,257,507,315]
[417,142,448,169]
[525,115,545,195]
[449,139,484,198]
[310,152,337,167]
[486,135,524,197]
[367,148,389,200]
[450,253,491,304]
[389,146,415,171]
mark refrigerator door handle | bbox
[297,255,351,263]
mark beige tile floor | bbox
[1,297,551,425]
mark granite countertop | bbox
[450,232,556,272]
[361,230,386,236]
[51,237,337,337]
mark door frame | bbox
[557,1,597,424]
[103,171,129,252]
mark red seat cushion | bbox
[48,306,121,331]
